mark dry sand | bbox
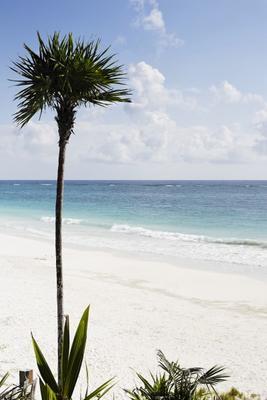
[0,232,267,397]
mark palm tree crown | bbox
[11,32,131,136]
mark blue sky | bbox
[1,0,267,179]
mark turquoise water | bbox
[1,180,267,270]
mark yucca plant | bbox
[32,307,114,400]
[125,350,229,400]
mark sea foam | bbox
[41,216,82,225]
[110,224,267,248]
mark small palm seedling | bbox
[125,372,169,400]
[32,307,114,400]
[125,350,229,400]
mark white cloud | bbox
[143,8,164,31]
[210,81,242,103]
[22,122,57,148]
[130,0,184,48]
[113,35,127,46]
[252,105,267,153]
[210,81,264,104]
[127,61,197,113]
[72,64,264,166]
[177,124,258,163]
[1,62,266,177]
[0,121,57,161]
[159,32,184,48]
[254,105,267,129]
[243,93,264,104]
[75,119,259,166]
[130,0,146,12]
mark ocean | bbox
[0,180,267,275]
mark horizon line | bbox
[0,179,267,182]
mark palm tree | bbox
[11,32,131,391]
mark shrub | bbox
[125,350,228,400]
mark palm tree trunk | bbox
[55,140,67,391]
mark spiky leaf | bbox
[63,306,89,398]
[32,335,59,393]
[83,378,115,400]
[0,373,9,389]
[39,380,57,400]
[62,315,70,386]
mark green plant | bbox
[219,388,260,400]
[194,387,261,400]
[11,31,131,386]
[0,372,35,400]
[125,350,229,400]
[0,374,9,390]
[32,306,114,400]
[126,372,170,400]
[0,373,9,399]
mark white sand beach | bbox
[0,232,267,397]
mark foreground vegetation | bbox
[0,371,35,400]
[32,307,114,400]
[0,310,262,400]
[125,351,261,400]
[125,349,228,400]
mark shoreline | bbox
[1,225,267,283]
[0,231,267,396]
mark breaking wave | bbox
[41,216,83,225]
[110,224,267,249]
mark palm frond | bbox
[126,351,228,400]
[197,366,229,386]
[11,32,131,128]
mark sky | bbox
[1,0,267,179]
